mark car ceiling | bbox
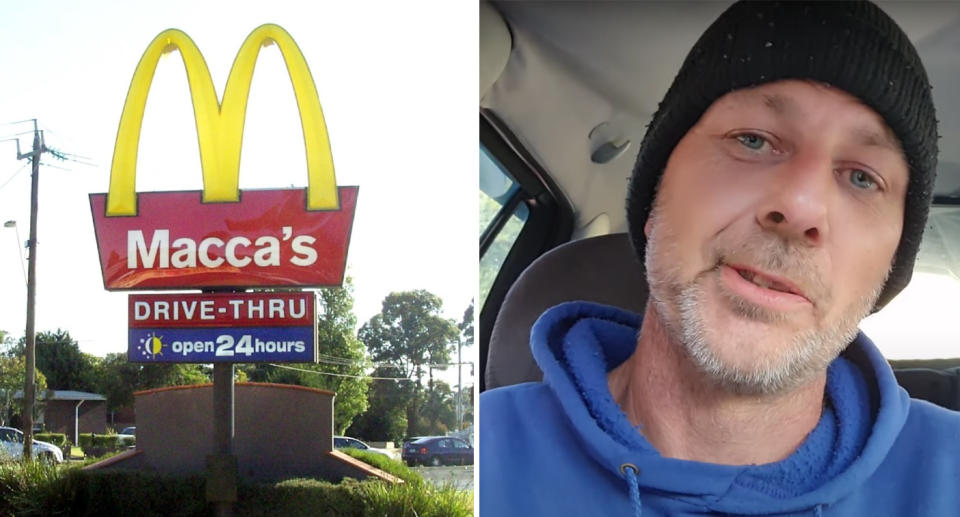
[481,1,960,248]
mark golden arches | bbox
[108,24,338,216]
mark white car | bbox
[0,426,64,463]
[334,436,396,460]
[117,426,136,447]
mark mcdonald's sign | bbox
[90,24,357,290]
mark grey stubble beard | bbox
[643,208,885,396]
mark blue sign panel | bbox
[129,326,316,363]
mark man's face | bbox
[645,79,908,395]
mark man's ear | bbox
[644,216,653,237]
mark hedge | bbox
[0,463,473,517]
[77,433,121,449]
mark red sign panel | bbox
[90,187,357,290]
[129,292,314,328]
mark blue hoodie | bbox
[480,302,960,516]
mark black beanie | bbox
[625,0,938,311]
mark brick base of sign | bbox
[82,383,396,483]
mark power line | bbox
[314,351,474,371]
[267,363,412,382]
[0,162,29,191]
[1,120,36,126]
[38,161,71,171]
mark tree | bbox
[0,355,47,426]
[242,279,370,434]
[92,353,210,413]
[421,380,457,435]
[346,368,411,444]
[14,329,97,391]
[0,333,48,426]
[456,301,474,430]
[358,290,459,437]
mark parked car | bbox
[117,426,136,447]
[0,427,63,463]
[333,436,392,460]
[402,436,474,467]
[401,435,434,448]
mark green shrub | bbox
[339,448,423,485]
[77,433,122,451]
[64,469,209,517]
[94,434,118,448]
[237,477,365,517]
[77,433,93,449]
[0,464,472,517]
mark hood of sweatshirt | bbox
[531,301,911,515]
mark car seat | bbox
[485,233,647,389]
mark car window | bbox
[454,439,469,449]
[334,438,345,448]
[480,145,529,306]
[861,205,960,359]
[0,429,11,442]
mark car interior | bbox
[478,1,960,412]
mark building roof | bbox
[13,389,106,401]
[47,390,106,401]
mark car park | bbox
[333,436,393,460]
[478,1,960,410]
[402,436,473,467]
[0,427,64,463]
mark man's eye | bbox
[849,170,879,190]
[735,133,767,150]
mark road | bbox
[414,465,474,491]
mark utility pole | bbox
[16,121,46,460]
[457,337,462,431]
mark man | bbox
[480,2,960,516]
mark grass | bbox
[76,448,126,467]
[338,448,423,485]
[0,460,71,517]
[338,447,472,517]
[362,479,473,517]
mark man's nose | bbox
[755,154,831,246]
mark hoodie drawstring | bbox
[813,504,824,516]
[621,463,642,517]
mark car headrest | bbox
[485,233,649,389]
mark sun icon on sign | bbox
[137,332,165,359]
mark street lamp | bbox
[3,220,27,285]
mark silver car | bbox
[333,436,394,460]
[0,426,64,463]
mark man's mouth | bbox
[727,264,809,301]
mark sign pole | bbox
[210,362,236,516]
[205,291,239,517]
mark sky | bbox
[0,1,477,382]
